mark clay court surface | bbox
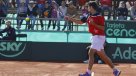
[0,61,135,76]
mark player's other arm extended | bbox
[68,17,84,25]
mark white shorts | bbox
[90,35,105,51]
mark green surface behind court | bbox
[15,31,136,44]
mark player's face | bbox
[88,6,93,13]
[88,6,90,12]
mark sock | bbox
[87,69,91,74]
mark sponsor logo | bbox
[0,42,26,57]
[106,22,136,37]
[112,47,136,60]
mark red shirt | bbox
[87,15,105,35]
[37,0,46,4]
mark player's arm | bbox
[65,15,87,25]
[68,17,84,24]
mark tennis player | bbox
[65,2,121,76]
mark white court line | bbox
[91,72,94,76]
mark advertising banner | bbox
[0,41,136,63]
[105,43,136,63]
[105,21,136,38]
[0,41,89,61]
[0,41,31,60]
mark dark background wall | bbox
[0,41,136,63]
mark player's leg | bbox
[88,48,96,70]
[96,49,121,76]
[79,48,96,76]
[79,36,99,76]
[83,46,90,63]
[96,50,114,69]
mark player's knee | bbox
[88,48,96,56]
